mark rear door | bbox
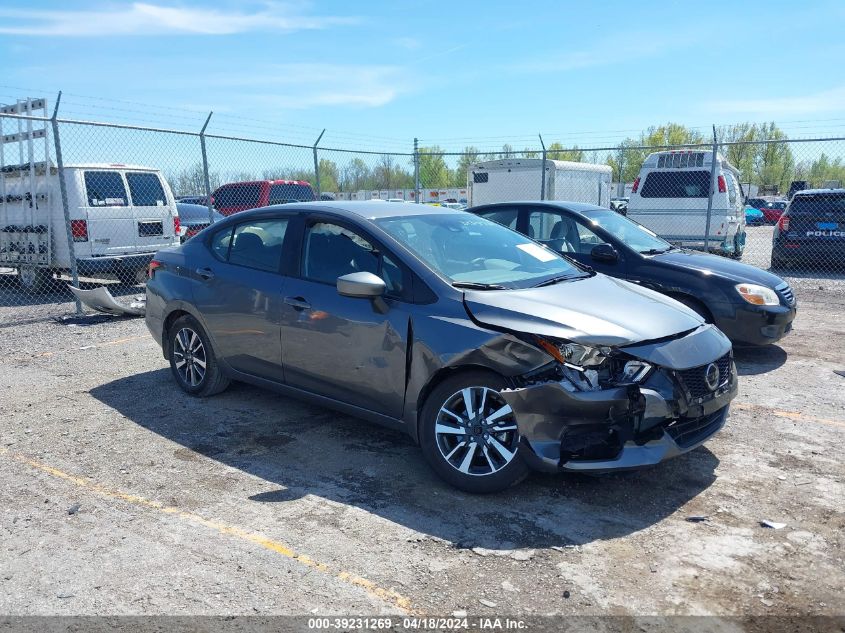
[125,171,177,253]
[83,170,136,256]
[190,215,293,382]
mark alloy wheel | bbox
[173,327,207,387]
[435,386,520,477]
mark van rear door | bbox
[125,171,177,253]
[83,170,136,256]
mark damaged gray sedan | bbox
[145,201,737,493]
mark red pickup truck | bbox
[212,179,316,216]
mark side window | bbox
[527,211,580,253]
[126,172,167,206]
[210,226,233,262]
[303,222,411,300]
[574,220,607,255]
[84,171,127,207]
[477,208,518,230]
[228,219,289,272]
[724,172,738,206]
[303,222,379,285]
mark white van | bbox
[0,162,180,291]
[626,151,746,257]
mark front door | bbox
[191,217,291,382]
[279,220,410,418]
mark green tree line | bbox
[166,122,844,197]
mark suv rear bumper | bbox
[76,253,154,277]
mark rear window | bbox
[84,171,127,207]
[789,194,845,215]
[268,183,315,205]
[214,183,262,209]
[640,170,711,198]
[126,172,167,206]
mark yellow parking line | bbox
[734,402,845,429]
[0,447,412,614]
[33,335,151,358]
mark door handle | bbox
[284,296,311,310]
[195,267,215,280]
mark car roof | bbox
[471,200,610,214]
[217,200,465,222]
[792,188,845,196]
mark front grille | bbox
[776,283,796,307]
[666,409,726,449]
[676,353,732,400]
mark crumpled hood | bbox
[654,249,787,287]
[463,274,704,346]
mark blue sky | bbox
[1,0,845,152]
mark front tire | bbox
[419,370,529,493]
[168,315,230,397]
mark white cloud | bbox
[0,2,355,36]
[705,86,845,117]
[212,63,408,109]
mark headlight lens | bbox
[535,337,609,368]
[735,283,779,306]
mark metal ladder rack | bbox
[0,98,52,268]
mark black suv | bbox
[772,189,845,270]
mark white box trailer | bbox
[468,159,612,207]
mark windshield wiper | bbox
[452,281,506,290]
[533,274,582,287]
[639,248,673,255]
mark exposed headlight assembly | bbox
[535,337,609,369]
[735,283,779,306]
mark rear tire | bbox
[419,370,530,493]
[168,315,230,397]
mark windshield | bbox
[582,208,673,253]
[375,213,585,288]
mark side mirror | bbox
[337,272,386,298]
[591,243,619,263]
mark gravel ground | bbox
[0,257,843,622]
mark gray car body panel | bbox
[463,274,704,346]
[145,201,735,470]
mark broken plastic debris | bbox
[69,286,145,317]
[760,520,787,529]
[67,503,81,515]
[685,515,709,523]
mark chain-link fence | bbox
[2,97,844,326]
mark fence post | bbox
[312,129,325,199]
[704,124,718,254]
[199,112,214,224]
[413,137,421,204]
[538,134,547,200]
[50,92,82,315]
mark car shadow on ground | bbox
[733,345,788,376]
[90,368,720,551]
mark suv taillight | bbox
[173,216,181,237]
[631,177,640,194]
[777,215,790,232]
[70,219,88,242]
[148,260,162,279]
[717,175,727,193]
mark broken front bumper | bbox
[501,330,738,473]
